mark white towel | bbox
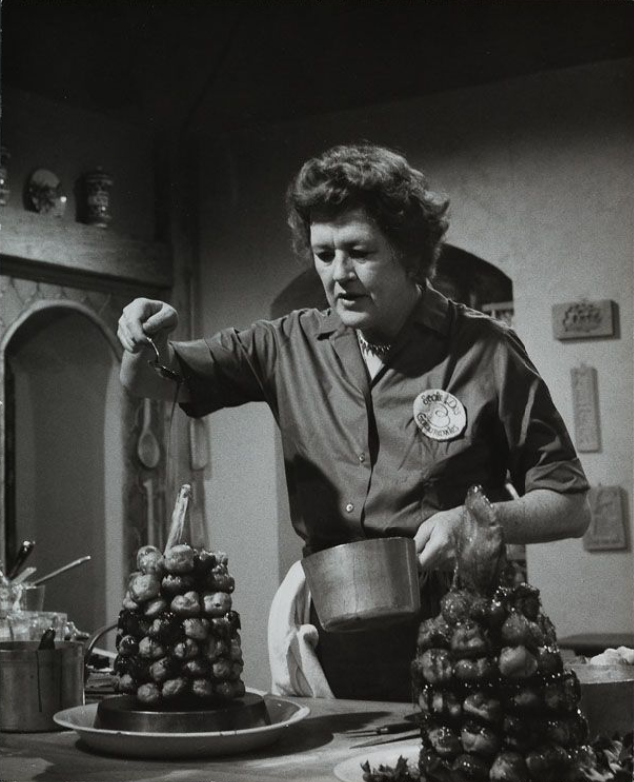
[267,560,334,698]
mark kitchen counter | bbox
[557,632,634,656]
[0,695,419,782]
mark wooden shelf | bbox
[0,208,172,289]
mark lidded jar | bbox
[82,167,113,227]
[0,147,11,206]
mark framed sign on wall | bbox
[583,486,627,552]
[552,299,617,341]
[571,365,601,453]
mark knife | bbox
[11,566,37,585]
[7,540,36,579]
[344,720,416,736]
[349,729,421,749]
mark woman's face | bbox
[310,207,419,342]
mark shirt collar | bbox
[409,281,452,337]
[317,280,451,339]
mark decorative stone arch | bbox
[0,297,123,358]
[0,295,148,623]
[2,300,116,547]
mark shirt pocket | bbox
[419,431,495,510]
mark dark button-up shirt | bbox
[173,284,588,555]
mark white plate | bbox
[333,742,420,782]
[53,695,309,759]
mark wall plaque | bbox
[571,365,601,452]
[584,486,627,551]
[552,299,616,340]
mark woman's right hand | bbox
[414,506,463,572]
[117,298,186,401]
[117,298,179,353]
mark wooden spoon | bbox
[137,399,160,469]
[142,478,160,549]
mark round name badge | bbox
[413,389,467,441]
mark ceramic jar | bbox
[0,147,10,206]
[82,167,113,227]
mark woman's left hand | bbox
[414,506,463,572]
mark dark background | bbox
[2,0,633,139]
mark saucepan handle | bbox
[85,621,119,657]
[84,621,118,679]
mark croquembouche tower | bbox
[104,484,259,729]
[411,485,590,782]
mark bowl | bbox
[301,537,421,632]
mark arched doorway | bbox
[3,303,125,632]
[271,244,514,320]
[434,245,513,323]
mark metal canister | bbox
[0,641,84,732]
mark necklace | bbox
[356,331,393,360]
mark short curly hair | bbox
[286,143,450,282]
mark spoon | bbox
[137,399,161,469]
[33,555,91,586]
[146,337,182,382]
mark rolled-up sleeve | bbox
[497,330,588,496]
[171,326,273,418]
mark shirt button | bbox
[345,503,354,513]
[358,453,366,463]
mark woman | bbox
[118,143,590,700]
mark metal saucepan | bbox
[0,640,84,732]
[302,537,421,633]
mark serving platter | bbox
[53,694,309,759]
[333,742,420,782]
